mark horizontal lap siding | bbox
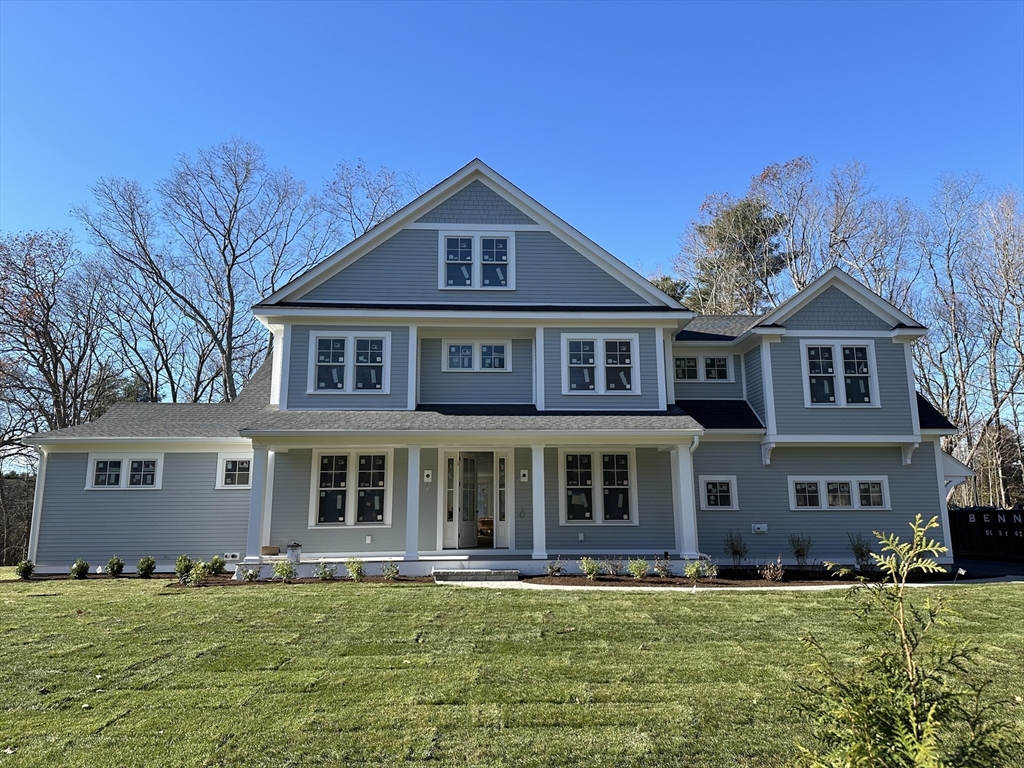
[36,453,249,569]
[415,180,537,225]
[771,336,914,434]
[418,448,439,552]
[673,354,743,399]
[693,441,944,562]
[544,447,676,552]
[269,449,408,554]
[744,348,764,422]
[287,325,409,410]
[419,338,533,404]
[514,448,534,551]
[544,327,663,410]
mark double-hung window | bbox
[439,233,515,290]
[789,476,889,510]
[559,450,638,525]
[308,331,391,394]
[441,340,512,372]
[801,340,878,407]
[562,334,640,395]
[312,450,393,526]
[86,453,163,490]
[674,355,734,382]
[698,475,739,510]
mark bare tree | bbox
[322,159,421,244]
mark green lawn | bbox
[1,576,1022,767]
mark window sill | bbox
[561,390,641,396]
[789,507,891,512]
[559,520,640,527]
[84,486,161,491]
[439,286,514,291]
[215,486,252,491]
[804,403,881,409]
[305,389,391,396]
[308,524,393,530]
[676,379,735,384]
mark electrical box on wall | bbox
[224,552,240,561]
[519,469,529,483]
[423,469,432,484]
[752,524,768,534]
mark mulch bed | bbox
[164,575,435,588]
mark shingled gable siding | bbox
[692,440,944,561]
[419,338,533,404]
[297,229,652,306]
[672,354,744,400]
[784,286,893,331]
[543,447,675,551]
[34,453,249,569]
[269,448,409,554]
[544,327,663,410]
[286,325,409,410]
[744,347,765,422]
[415,180,537,225]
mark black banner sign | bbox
[948,508,1024,561]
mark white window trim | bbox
[308,449,395,529]
[440,339,513,372]
[673,355,735,383]
[787,475,890,511]
[215,451,254,490]
[557,448,640,526]
[560,333,642,396]
[85,452,164,490]
[799,339,881,408]
[437,231,517,291]
[698,474,739,511]
[306,330,392,395]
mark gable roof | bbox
[259,159,686,310]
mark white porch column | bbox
[531,444,547,559]
[405,445,421,560]
[244,444,269,563]
[27,447,48,563]
[671,442,699,558]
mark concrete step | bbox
[433,569,520,583]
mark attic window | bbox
[438,233,515,290]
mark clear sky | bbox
[1,0,1021,276]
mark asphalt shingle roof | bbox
[916,394,956,430]
[675,314,763,342]
[675,400,765,430]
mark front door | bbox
[440,451,512,550]
[459,455,478,548]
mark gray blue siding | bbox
[785,286,892,331]
[744,347,764,422]
[418,448,439,552]
[286,325,410,410]
[419,338,534,404]
[544,327,663,410]
[673,354,744,400]
[692,440,944,562]
[35,452,249,569]
[297,229,650,306]
[415,180,537,225]
[514,448,534,551]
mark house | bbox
[22,160,969,575]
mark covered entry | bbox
[440,451,512,549]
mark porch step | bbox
[433,569,520,583]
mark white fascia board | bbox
[764,434,923,445]
[920,427,958,436]
[237,429,702,445]
[27,438,252,452]
[255,308,689,324]
[698,430,766,439]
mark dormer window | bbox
[438,233,515,290]
[800,339,879,407]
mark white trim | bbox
[531,444,547,559]
[535,328,546,410]
[27,448,47,563]
[244,445,269,562]
[903,341,921,436]
[408,325,418,410]
[215,451,255,490]
[740,352,747,400]
[84,452,164,490]
[557,448,640,526]
[672,354,735,383]
[405,445,421,559]
[760,340,778,434]
[307,448,396,528]
[270,324,283,406]
[306,330,392,396]
[279,324,291,411]
[257,307,690,323]
[440,339,513,372]
[560,333,642,396]
[261,451,275,548]
[787,475,891,511]
[655,330,668,410]
[406,222,542,231]
[799,338,881,409]
[437,231,516,291]
[27,438,252,451]
[672,444,699,557]
[698,474,739,511]
[932,440,955,555]
[663,330,675,406]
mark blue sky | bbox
[1,0,1021,276]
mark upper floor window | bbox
[674,355,734,382]
[562,334,641,395]
[559,450,638,525]
[86,454,163,490]
[788,475,889,510]
[441,340,512,372]
[801,340,878,407]
[308,331,392,395]
[438,233,516,290]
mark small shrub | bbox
[208,555,227,575]
[724,529,748,566]
[380,559,400,581]
[106,555,125,578]
[788,533,813,566]
[14,560,35,580]
[312,560,337,581]
[684,558,719,583]
[759,555,785,582]
[241,566,261,582]
[69,559,90,579]
[653,554,674,578]
[577,556,601,580]
[545,557,565,577]
[344,558,366,582]
[272,560,297,582]
[137,556,156,578]
[601,557,624,577]
[174,554,195,582]
[186,560,211,587]
[847,532,873,569]
[627,557,649,580]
